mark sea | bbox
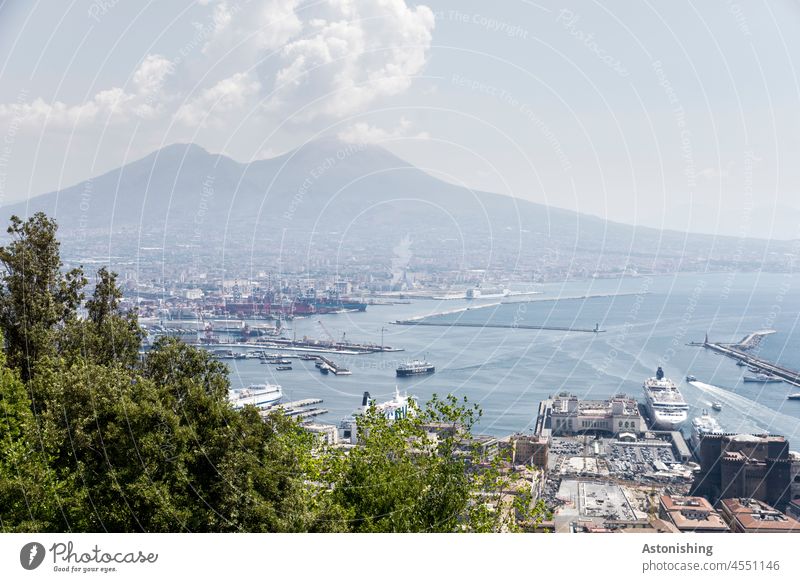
[224,272,800,443]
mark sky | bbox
[0,0,799,238]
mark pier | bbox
[315,355,352,375]
[392,321,604,333]
[699,331,800,388]
[262,398,328,420]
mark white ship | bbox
[228,384,282,410]
[339,388,414,444]
[690,410,723,452]
[642,367,689,430]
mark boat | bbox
[228,384,282,410]
[685,374,697,382]
[711,402,722,411]
[268,359,292,365]
[319,364,330,375]
[275,366,292,371]
[690,410,723,452]
[642,367,689,430]
[396,359,435,377]
[300,354,318,361]
[787,393,800,400]
[338,388,414,444]
[743,373,783,383]
[736,360,746,367]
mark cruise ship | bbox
[228,384,282,410]
[396,359,435,377]
[690,410,724,452]
[642,367,689,430]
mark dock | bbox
[315,356,352,375]
[392,321,604,333]
[698,331,800,388]
[261,398,328,419]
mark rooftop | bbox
[720,498,800,532]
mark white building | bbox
[550,393,644,436]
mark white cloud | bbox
[338,117,429,143]
[0,1,434,132]
[200,0,303,57]
[0,54,173,128]
[270,0,435,120]
[175,71,261,127]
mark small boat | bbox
[736,360,746,367]
[787,393,800,400]
[711,402,722,411]
[319,364,330,375]
[743,374,783,383]
[300,354,318,361]
[685,375,697,382]
[276,365,292,371]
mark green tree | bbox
[59,267,143,368]
[0,344,64,532]
[0,213,85,381]
[325,393,549,532]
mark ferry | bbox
[743,373,783,383]
[228,384,282,410]
[690,410,724,453]
[396,359,435,377]
[338,388,414,444]
[642,367,689,430]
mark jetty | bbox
[698,330,800,388]
[392,321,604,333]
[315,355,352,375]
[262,398,328,420]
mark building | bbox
[508,434,549,467]
[303,422,338,445]
[787,500,800,521]
[691,434,791,511]
[658,495,730,532]
[547,393,644,436]
[718,498,800,533]
[790,451,800,504]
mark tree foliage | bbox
[0,213,85,381]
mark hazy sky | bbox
[1,0,799,238]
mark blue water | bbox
[225,272,800,441]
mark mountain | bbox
[1,138,792,276]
